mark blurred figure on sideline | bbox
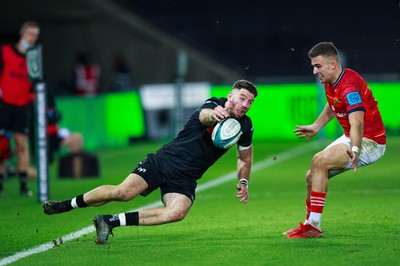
[0,21,40,196]
[284,42,386,238]
[72,52,101,96]
[111,53,135,91]
[28,94,84,178]
[0,130,12,180]
[44,94,84,162]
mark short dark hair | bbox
[20,21,40,35]
[233,79,258,98]
[308,42,338,60]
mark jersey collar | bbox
[332,68,346,87]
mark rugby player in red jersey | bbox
[0,21,40,196]
[285,42,386,238]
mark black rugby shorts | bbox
[132,156,196,202]
[0,101,31,135]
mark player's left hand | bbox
[346,150,359,174]
[236,183,248,203]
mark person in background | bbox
[111,53,135,91]
[284,42,386,238]
[43,80,257,244]
[72,52,101,96]
[0,21,40,196]
[44,94,84,163]
[28,94,84,178]
[0,130,12,196]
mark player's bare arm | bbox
[236,146,252,203]
[294,104,335,141]
[199,104,232,127]
[346,110,364,173]
[199,108,216,127]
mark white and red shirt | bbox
[74,63,100,96]
[325,68,386,144]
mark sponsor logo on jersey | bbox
[346,92,362,106]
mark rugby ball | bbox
[211,118,242,149]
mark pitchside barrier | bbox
[55,82,400,151]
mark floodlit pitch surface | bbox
[1,138,399,265]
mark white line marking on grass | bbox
[0,202,162,266]
[0,142,317,266]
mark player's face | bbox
[311,55,336,84]
[227,89,255,119]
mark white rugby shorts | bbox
[325,134,386,176]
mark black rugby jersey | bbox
[146,97,254,181]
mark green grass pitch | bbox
[0,137,399,265]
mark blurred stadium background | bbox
[1,0,399,148]
[1,2,399,263]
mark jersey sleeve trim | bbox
[348,107,366,114]
[238,144,252,151]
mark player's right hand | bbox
[213,105,230,122]
[293,125,318,142]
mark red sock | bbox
[310,190,327,214]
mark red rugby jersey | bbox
[325,68,386,144]
[0,44,33,106]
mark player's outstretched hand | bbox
[211,103,231,122]
[293,125,318,142]
[236,183,248,204]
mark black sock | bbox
[75,194,88,208]
[126,211,139,226]
[54,194,88,213]
[108,215,121,228]
[0,173,4,192]
[107,212,139,228]
[18,171,28,192]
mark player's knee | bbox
[168,208,188,222]
[311,153,328,171]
